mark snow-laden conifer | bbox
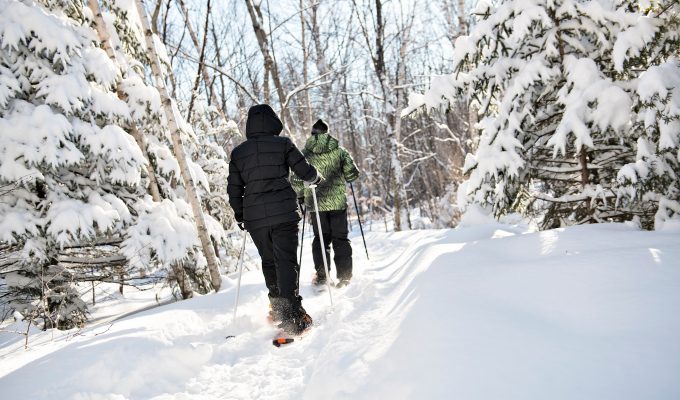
[0,0,146,328]
[405,0,680,229]
[0,0,240,327]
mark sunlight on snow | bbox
[648,248,663,264]
[539,229,559,255]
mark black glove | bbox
[304,173,324,188]
[237,222,245,231]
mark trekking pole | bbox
[299,205,307,267]
[350,182,369,260]
[232,229,248,324]
[310,184,334,306]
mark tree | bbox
[350,0,415,230]
[615,1,680,230]
[96,0,228,298]
[134,0,222,290]
[126,0,486,232]
[88,0,162,202]
[0,0,147,328]
[406,0,680,229]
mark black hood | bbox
[246,104,283,138]
[311,119,328,135]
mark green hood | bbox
[305,133,338,154]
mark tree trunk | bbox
[579,148,592,220]
[343,76,361,191]
[309,0,328,76]
[457,0,466,35]
[172,262,193,299]
[88,0,162,203]
[180,0,210,119]
[151,0,163,34]
[394,23,414,230]
[299,0,312,133]
[372,0,409,231]
[135,0,222,291]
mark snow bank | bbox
[1,223,678,399]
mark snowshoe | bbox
[277,312,313,337]
[272,318,313,347]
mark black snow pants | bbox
[249,221,302,306]
[310,209,352,281]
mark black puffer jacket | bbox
[227,105,317,230]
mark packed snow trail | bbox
[1,222,679,399]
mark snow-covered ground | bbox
[1,221,679,399]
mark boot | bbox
[277,299,313,335]
[268,297,286,323]
[335,278,350,288]
[311,272,326,286]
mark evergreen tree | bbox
[406,0,680,229]
[0,0,146,328]
[615,1,680,229]
[0,0,238,326]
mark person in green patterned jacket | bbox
[291,119,360,287]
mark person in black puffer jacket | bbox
[227,104,321,335]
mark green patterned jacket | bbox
[291,133,359,212]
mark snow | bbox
[613,16,659,72]
[119,75,163,120]
[0,0,82,63]
[89,86,130,119]
[550,56,633,156]
[82,47,119,88]
[1,222,678,399]
[401,74,462,117]
[45,193,123,246]
[637,59,680,100]
[0,102,82,180]
[0,65,20,108]
[122,198,202,273]
[80,123,146,186]
[0,209,39,243]
[656,198,680,232]
[39,69,91,116]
